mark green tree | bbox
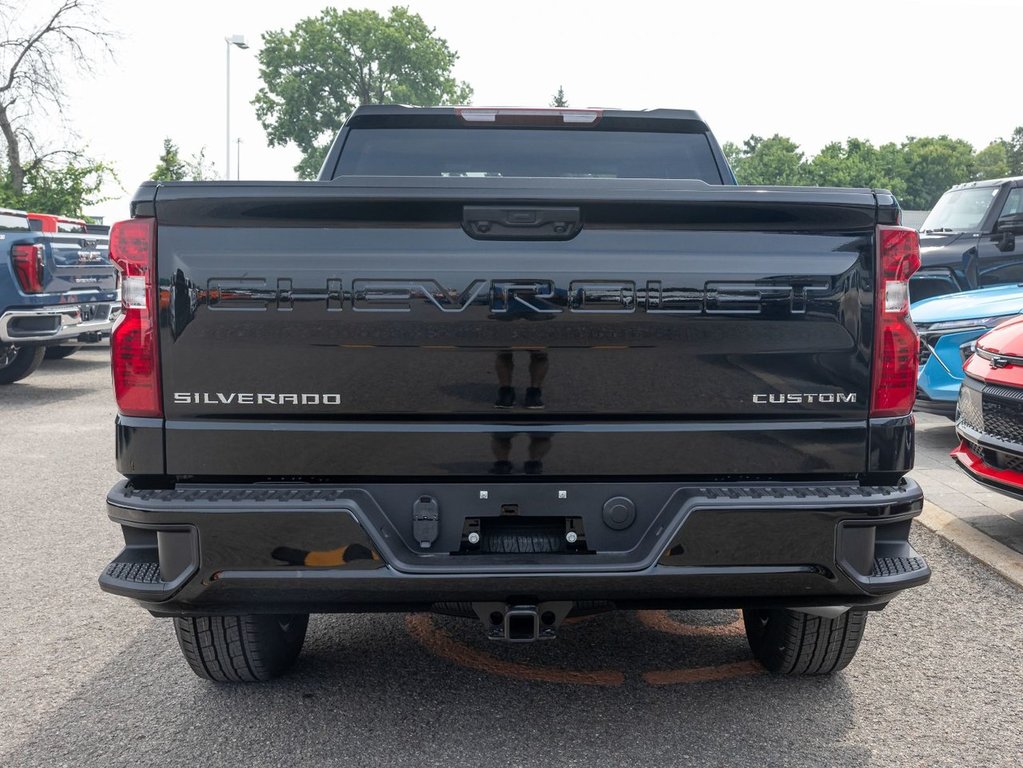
[974,140,1011,180]
[899,136,975,209]
[550,86,567,107]
[0,156,116,216]
[0,1,114,196]
[717,129,1022,209]
[876,141,908,194]
[1008,127,1023,176]
[728,134,805,186]
[721,141,743,175]
[804,140,870,187]
[150,138,186,181]
[151,139,218,182]
[803,138,907,199]
[254,6,473,179]
[184,147,216,181]
[802,141,841,185]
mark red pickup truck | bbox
[27,212,89,234]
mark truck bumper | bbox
[0,301,120,345]
[100,479,929,616]
[952,432,1023,502]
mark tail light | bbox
[11,243,45,293]
[109,218,161,417]
[871,226,921,418]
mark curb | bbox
[917,501,1023,590]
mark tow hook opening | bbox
[472,601,573,642]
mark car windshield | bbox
[920,186,1001,232]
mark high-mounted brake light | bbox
[456,107,602,125]
[871,226,921,418]
[11,243,45,293]
[109,217,161,418]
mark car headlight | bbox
[923,315,1018,334]
[960,340,977,363]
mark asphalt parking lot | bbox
[2,347,1022,767]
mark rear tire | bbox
[173,614,309,682]
[743,608,867,675]
[44,344,82,359]
[0,344,45,384]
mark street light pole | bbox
[224,34,248,181]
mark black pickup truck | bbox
[100,106,929,682]
[911,176,1023,302]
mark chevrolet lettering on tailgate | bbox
[201,277,832,315]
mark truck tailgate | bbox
[151,179,887,478]
[46,234,116,294]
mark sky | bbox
[30,0,1023,222]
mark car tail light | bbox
[871,226,921,418]
[109,217,161,417]
[11,243,45,293]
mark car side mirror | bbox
[994,217,1022,251]
[995,230,1016,252]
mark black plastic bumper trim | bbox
[98,522,198,601]
[107,479,923,577]
[957,421,1023,460]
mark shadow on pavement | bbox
[915,421,957,453]
[44,349,110,369]
[0,348,109,406]
[0,381,95,407]
[2,609,864,768]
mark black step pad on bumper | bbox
[872,556,927,577]
[104,561,162,585]
[98,524,198,600]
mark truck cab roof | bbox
[948,176,1023,191]
[346,104,708,125]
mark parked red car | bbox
[953,315,1023,498]
[26,212,89,234]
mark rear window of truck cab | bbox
[0,211,30,231]
[334,127,725,183]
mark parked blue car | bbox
[911,284,1023,417]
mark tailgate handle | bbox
[463,206,581,240]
